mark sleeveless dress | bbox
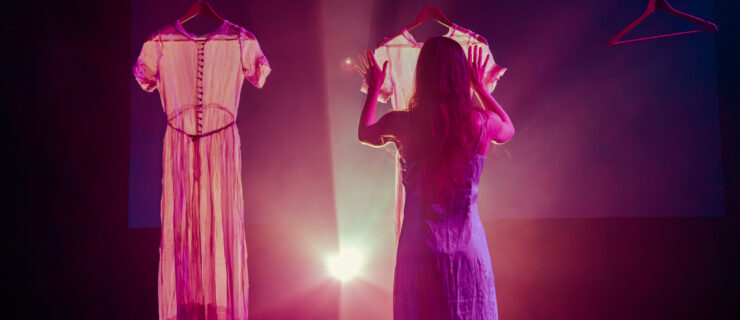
[394,114,499,319]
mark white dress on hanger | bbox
[133,19,270,320]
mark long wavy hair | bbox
[406,36,482,203]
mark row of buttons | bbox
[195,40,206,135]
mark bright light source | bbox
[340,57,355,72]
[327,248,363,281]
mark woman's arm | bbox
[356,50,399,147]
[468,46,515,144]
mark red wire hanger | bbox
[178,1,224,24]
[608,0,717,46]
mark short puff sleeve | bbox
[240,31,271,88]
[132,35,161,92]
[481,44,507,93]
[360,45,394,103]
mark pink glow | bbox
[127,0,723,319]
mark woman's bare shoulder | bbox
[463,106,491,124]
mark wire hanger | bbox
[406,6,453,30]
[609,0,717,46]
[178,1,224,24]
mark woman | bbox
[357,37,514,319]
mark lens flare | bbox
[327,248,363,281]
[340,57,355,72]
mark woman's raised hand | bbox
[357,50,388,93]
[467,45,490,90]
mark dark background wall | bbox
[5,0,739,319]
